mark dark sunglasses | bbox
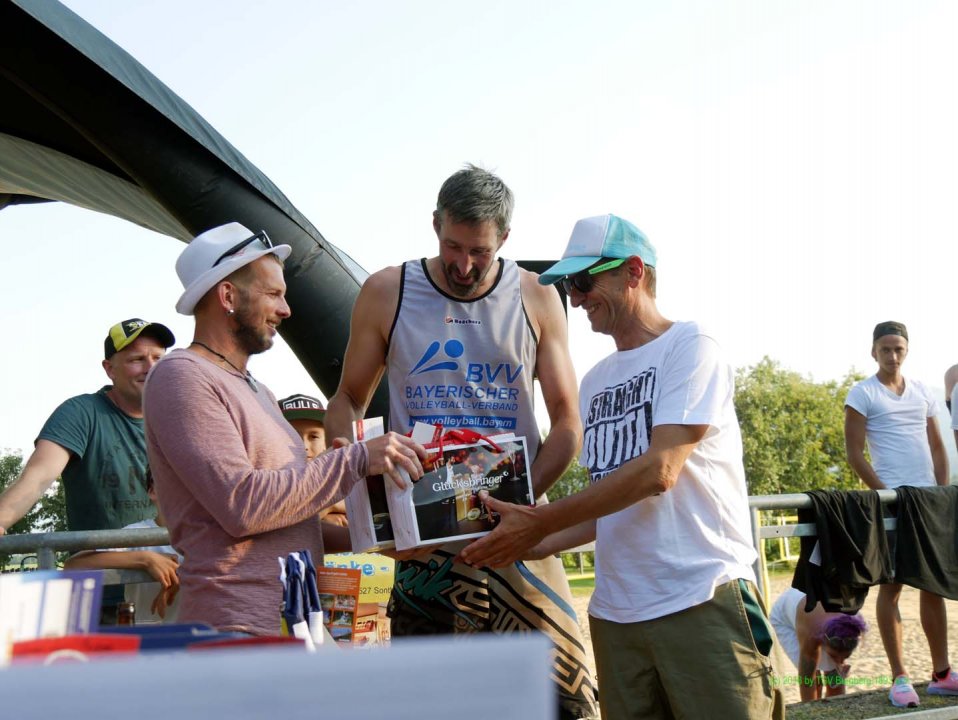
[824,634,859,651]
[213,230,273,267]
[558,257,628,295]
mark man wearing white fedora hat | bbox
[144,222,426,636]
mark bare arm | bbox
[65,549,180,590]
[460,424,707,568]
[522,274,582,497]
[527,519,596,561]
[0,440,70,534]
[843,407,883,489]
[797,649,823,701]
[319,500,348,522]
[926,416,949,487]
[66,549,181,620]
[795,601,827,701]
[321,521,352,554]
[325,268,399,440]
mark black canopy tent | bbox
[0,0,387,413]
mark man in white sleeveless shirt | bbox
[327,165,597,719]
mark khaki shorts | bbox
[590,580,784,720]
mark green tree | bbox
[547,461,590,503]
[0,451,68,569]
[734,357,864,496]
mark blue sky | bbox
[1,0,957,456]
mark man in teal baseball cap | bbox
[463,213,783,719]
[538,214,658,288]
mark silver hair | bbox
[434,164,514,238]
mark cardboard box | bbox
[344,417,396,552]
[0,569,105,666]
[386,429,533,550]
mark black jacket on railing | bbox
[893,484,958,600]
[792,485,958,614]
[792,489,893,614]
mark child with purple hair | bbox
[770,587,868,701]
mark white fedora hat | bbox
[175,222,292,315]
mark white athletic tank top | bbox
[386,258,541,464]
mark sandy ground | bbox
[569,574,958,706]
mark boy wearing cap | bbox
[844,322,957,707]
[461,215,781,719]
[279,394,348,527]
[279,393,328,460]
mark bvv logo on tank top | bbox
[404,338,524,432]
[584,368,656,481]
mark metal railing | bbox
[0,526,170,586]
[748,489,898,602]
[0,489,903,600]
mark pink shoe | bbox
[929,669,958,696]
[889,676,920,708]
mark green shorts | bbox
[590,579,784,720]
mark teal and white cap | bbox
[538,214,657,286]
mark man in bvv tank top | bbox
[327,166,597,718]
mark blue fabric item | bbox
[301,549,322,614]
[281,553,306,631]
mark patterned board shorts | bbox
[389,546,599,720]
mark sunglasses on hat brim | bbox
[213,230,274,267]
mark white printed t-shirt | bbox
[579,321,756,624]
[951,385,958,431]
[845,375,937,489]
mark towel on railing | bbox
[893,484,958,600]
[791,489,893,614]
